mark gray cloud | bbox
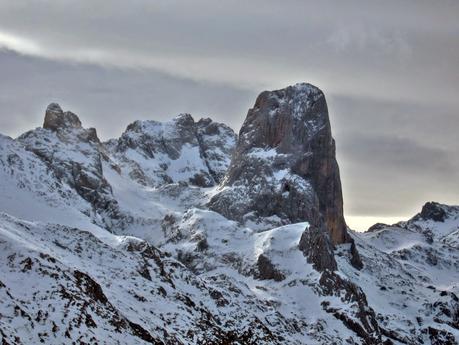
[338,133,459,216]
[0,49,255,139]
[329,94,459,217]
[1,0,458,105]
[0,0,457,226]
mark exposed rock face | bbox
[419,202,448,222]
[349,239,364,270]
[367,223,389,232]
[318,270,384,344]
[19,103,122,228]
[427,327,458,345]
[256,254,285,281]
[43,103,82,131]
[298,223,337,272]
[209,83,348,244]
[106,114,236,187]
[196,117,237,184]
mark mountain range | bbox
[0,83,458,344]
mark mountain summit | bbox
[43,102,83,131]
[209,83,348,245]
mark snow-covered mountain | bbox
[0,83,458,344]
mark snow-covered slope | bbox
[0,213,295,344]
[105,114,236,188]
[1,85,458,344]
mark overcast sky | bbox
[0,0,458,230]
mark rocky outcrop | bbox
[209,83,348,245]
[19,103,122,228]
[256,254,285,281]
[299,223,337,272]
[419,202,448,222]
[349,239,364,270]
[319,270,386,344]
[426,327,457,345]
[366,223,390,232]
[43,103,82,131]
[106,114,236,187]
[196,117,237,184]
[298,218,363,271]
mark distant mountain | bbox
[0,83,458,344]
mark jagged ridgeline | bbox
[0,83,458,344]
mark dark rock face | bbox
[427,327,457,345]
[209,83,348,245]
[419,202,447,222]
[19,103,122,228]
[298,223,337,272]
[367,223,390,232]
[256,254,285,281]
[196,117,237,184]
[349,239,364,270]
[319,270,385,344]
[43,103,82,131]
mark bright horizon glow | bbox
[347,215,408,232]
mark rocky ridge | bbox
[106,114,236,188]
[18,103,123,229]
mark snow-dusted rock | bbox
[416,201,457,223]
[18,104,122,229]
[106,114,236,188]
[299,222,337,272]
[209,83,348,245]
[195,117,237,183]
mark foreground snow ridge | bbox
[0,84,458,344]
